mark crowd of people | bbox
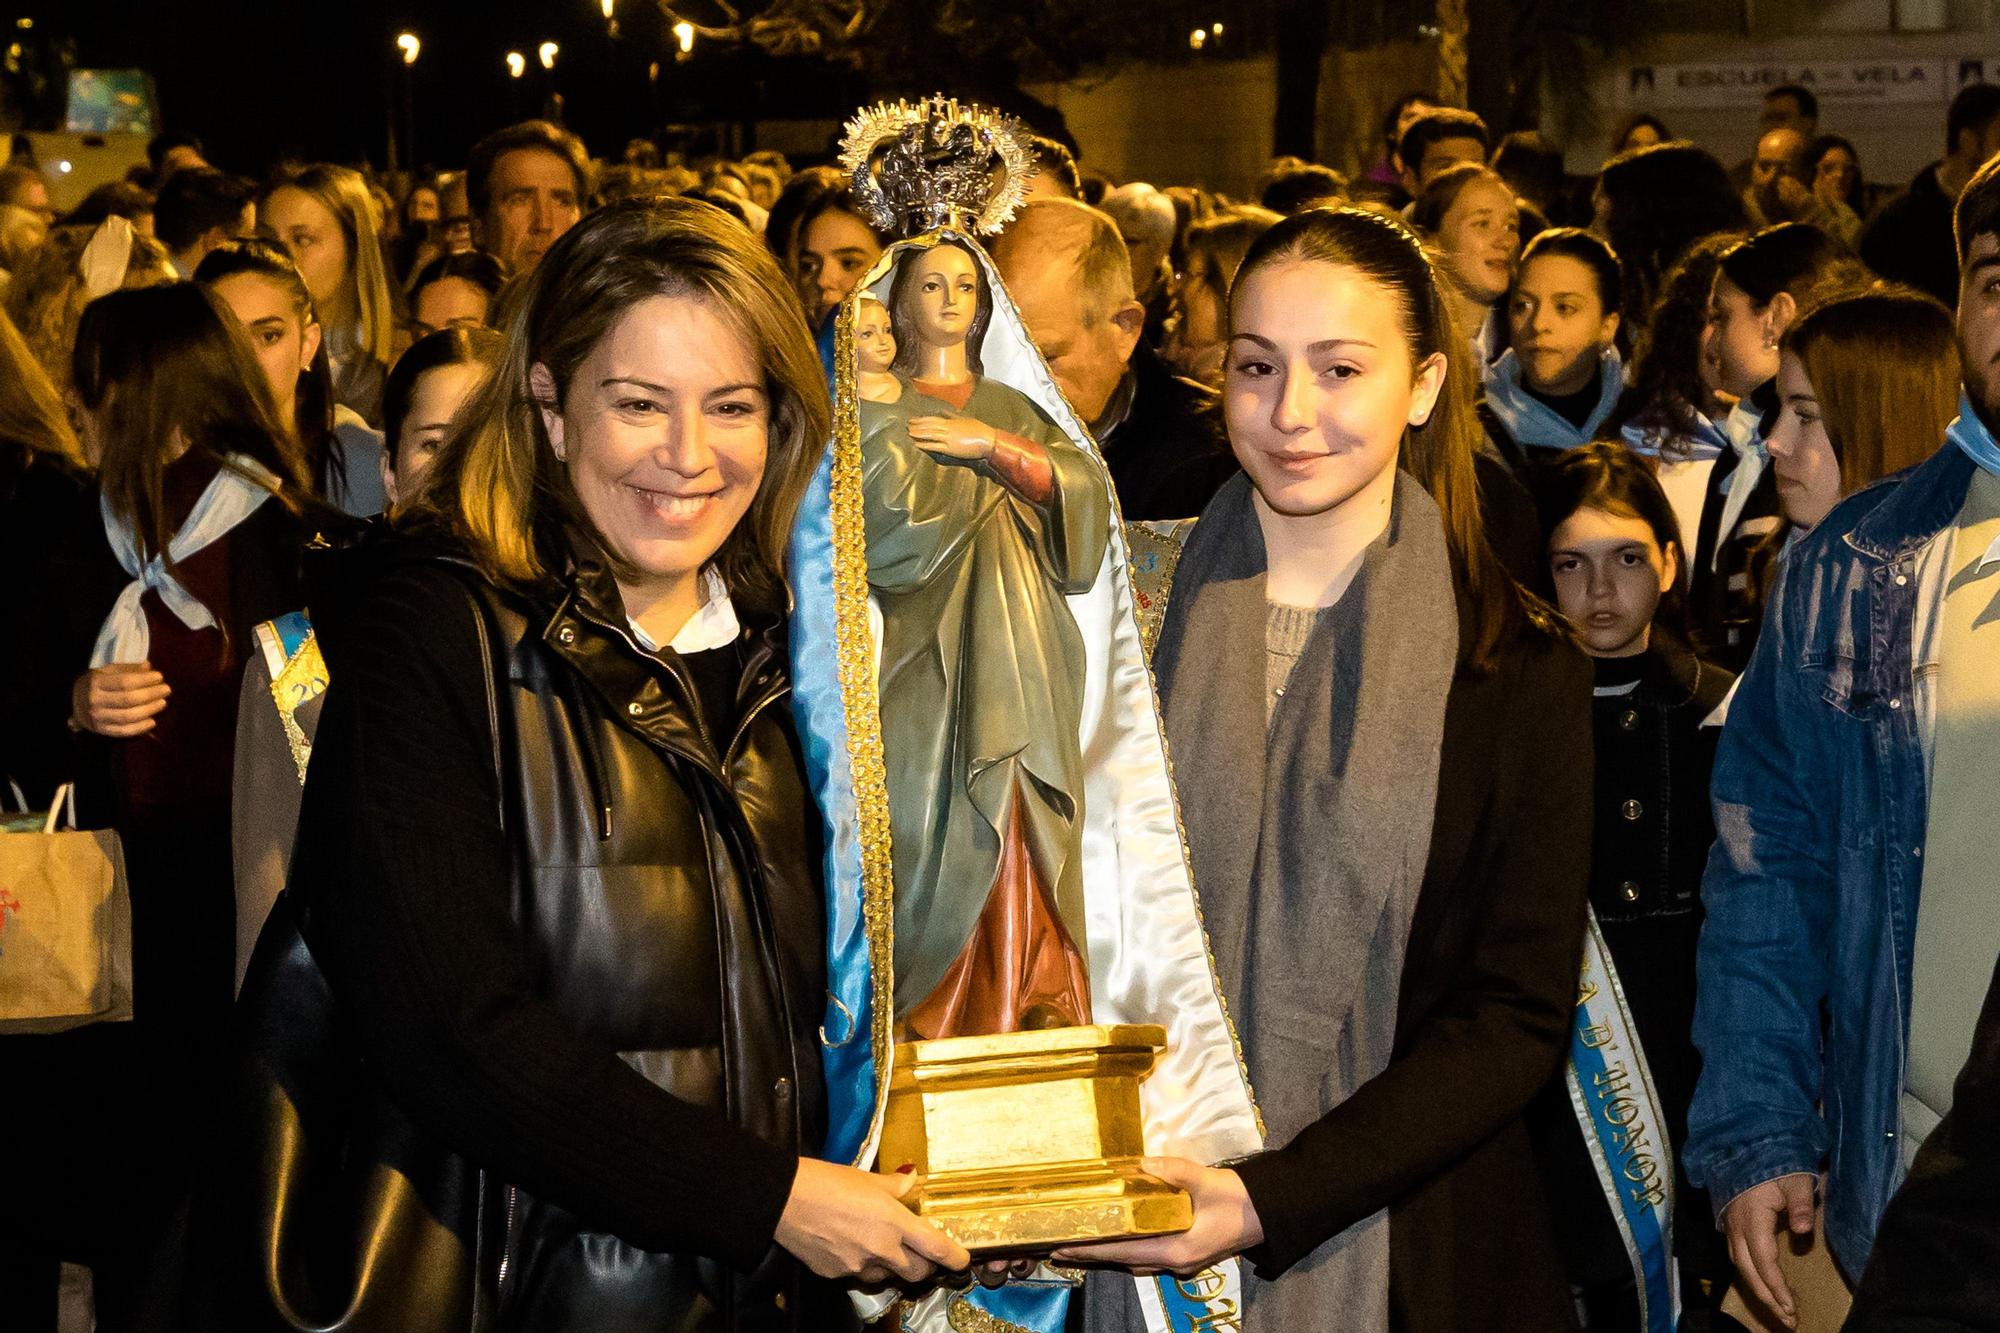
[1,72,1998,1333]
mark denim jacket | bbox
[1685,444,1973,1281]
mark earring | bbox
[552,440,567,462]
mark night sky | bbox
[40,0,870,174]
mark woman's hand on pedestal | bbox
[1049,1157,1264,1278]
[775,1158,971,1285]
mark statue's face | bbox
[905,245,980,349]
[856,300,897,373]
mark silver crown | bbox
[840,96,1034,238]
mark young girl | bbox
[1481,228,1624,468]
[1529,442,1734,1332]
[17,284,327,1328]
[198,237,387,516]
[1412,163,1521,367]
[377,324,507,507]
[1768,285,1956,539]
[1612,232,1745,551]
[1694,222,1865,668]
[259,164,398,426]
[1076,206,1592,1331]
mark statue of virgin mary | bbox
[785,96,1263,1333]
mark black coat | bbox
[237,536,851,1331]
[1860,163,1960,310]
[1527,636,1734,1291]
[1233,619,1595,1333]
[1099,346,1238,522]
[0,440,98,806]
[1846,949,2000,1330]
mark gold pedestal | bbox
[877,1023,1193,1255]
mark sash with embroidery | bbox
[253,611,328,786]
[1567,911,1681,1333]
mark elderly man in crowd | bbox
[995,197,1235,521]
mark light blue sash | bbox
[1566,912,1680,1333]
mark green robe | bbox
[858,374,1113,1017]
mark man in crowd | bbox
[1688,153,2000,1327]
[465,119,588,277]
[1863,81,2000,308]
[1099,182,1177,328]
[1397,108,1490,197]
[1730,84,1819,192]
[994,198,1234,521]
[154,167,256,277]
[1742,125,1840,229]
[145,129,210,186]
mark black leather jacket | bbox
[485,555,831,1328]
[234,535,852,1332]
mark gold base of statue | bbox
[877,1023,1193,1255]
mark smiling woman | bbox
[1083,207,1592,1333]
[229,197,973,1330]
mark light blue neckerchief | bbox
[1483,346,1624,451]
[1621,409,1730,461]
[1709,395,1770,572]
[1946,391,2000,477]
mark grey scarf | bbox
[1144,469,1458,1329]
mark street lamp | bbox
[1188,28,1206,50]
[539,40,559,70]
[601,0,614,18]
[506,50,526,78]
[673,21,695,55]
[396,32,421,65]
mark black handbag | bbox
[218,890,499,1331]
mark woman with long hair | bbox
[1,218,176,396]
[197,236,387,516]
[260,164,398,426]
[1611,231,1746,548]
[1808,135,1867,247]
[1594,142,1748,330]
[1527,443,1735,1330]
[8,283,326,1331]
[1693,222,1867,667]
[230,197,966,1329]
[1759,285,1957,587]
[1412,163,1522,367]
[1074,207,1592,1331]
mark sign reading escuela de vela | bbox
[1620,59,1949,109]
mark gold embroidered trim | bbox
[831,285,901,1162]
[266,629,328,787]
[943,1295,1039,1333]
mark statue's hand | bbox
[908,415,997,462]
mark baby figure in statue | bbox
[856,293,902,404]
[856,234,1113,1042]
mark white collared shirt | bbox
[628,567,741,655]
